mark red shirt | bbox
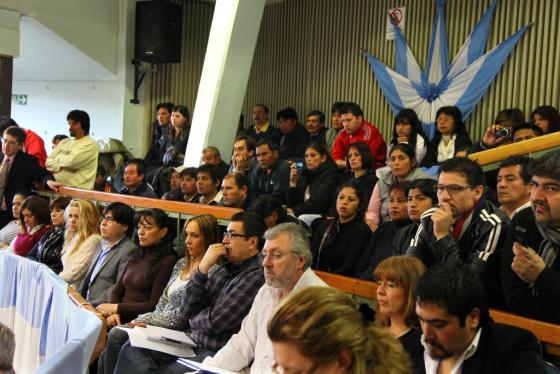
[24,129,47,168]
[331,120,387,169]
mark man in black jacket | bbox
[415,263,546,374]
[501,150,560,324]
[276,107,309,161]
[406,157,509,307]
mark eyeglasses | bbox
[223,231,250,239]
[436,184,476,194]
[259,250,298,262]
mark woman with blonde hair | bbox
[374,256,426,369]
[268,286,411,374]
[59,198,102,287]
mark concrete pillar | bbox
[183,0,266,167]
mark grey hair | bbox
[0,322,15,373]
[263,223,312,268]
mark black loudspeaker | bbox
[135,1,183,63]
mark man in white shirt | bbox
[46,110,99,190]
[203,222,327,373]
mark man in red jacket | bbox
[331,102,386,169]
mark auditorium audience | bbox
[0,322,15,374]
[113,211,266,371]
[203,223,327,373]
[497,156,533,219]
[268,286,411,374]
[531,105,560,134]
[276,107,309,160]
[415,263,547,373]
[0,193,27,248]
[179,167,199,203]
[387,108,428,165]
[422,106,472,167]
[512,122,543,143]
[393,179,438,256]
[324,101,345,152]
[374,256,426,369]
[366,143,432,229]
[221,172,251,209]
[306,110,327,146]
[344,142,378,205]
[502,150,560,323]
[249,139,290,203]
[196,164,223,205]
[331,102,387,169]
[161,105,190,167]
[244,104,280,144]
[96,208,176,326]
[356,182,412,280]
[250,194,301,228]
[7,196,51,257]
[161,166,183,201]
[79,203,138,307]
[287,143,341,217]
[201,146,229,179]
[0,116,47,168]
[97,214,219,374]
[0,126,52,227]
[28,197,71,274]
[58,199,102,288]
[468,108,525,153]
[229,135,256,176]
[120,159,158,198]
[45,109,99,190]
[406,157,509,308]
[311,183,371,276]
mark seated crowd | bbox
[1,101,560,373]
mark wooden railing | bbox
[468,132,560,170]
[314,271,560,356]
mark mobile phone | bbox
[295,160,304,169]
[513,226,527,247]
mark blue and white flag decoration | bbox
[367,0,530,139]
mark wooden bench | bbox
[315,271,560,356]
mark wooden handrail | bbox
[51,187,242,221]
[67,286,107,364]
[314,271,560,356]
[468,132,560,167]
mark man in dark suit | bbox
[414,263,546,374]
[80,202,138,306]
[0,126,52,227]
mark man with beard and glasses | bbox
[415,263,546,374]
[502,150,560,324]
[201,223,326,373]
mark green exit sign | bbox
[12,94,28,105]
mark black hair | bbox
[253,104,269,114]
[499,155,533,184]
[4,126,26,144]
[336,183,367,219]
[234,135,256,152]
[126,158,148,177]
[276,107,298,121]
[104,202,135,237]
[180,167,198,179]
[512,122,544,139]
[389,143,417,169]
[531,105,560,134]
[406,179,438,205]
[435,106,468,135]
[0,117,19,136]
[256,139,280,152]
[415,262,489,328]
[494,108,524,128]
[130,209,177,275]
[66,110,91,135]
[52,134,69,143]
[388,181,409,195]
[156,102,174,113]
[528,149,560,181]
[49,196,71,211]
[331,101,346,114]
[391,109,427,154]
[20,196,51,231]
[346,142,373,170]
[307,110,325,124]
[339,102,364,118]
[223,172,249,189]
[305,142,330,159]
[230,211,267,250]
[197,164,222,185]
[172,105,190,121]
[249,194,289,224]
[439,157,485,187]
